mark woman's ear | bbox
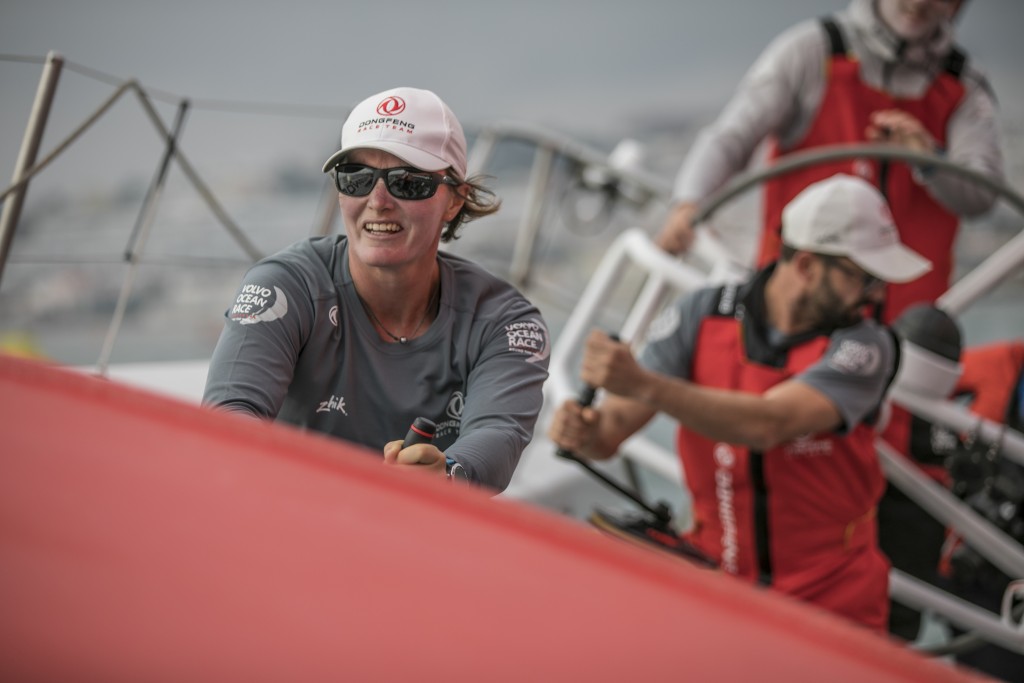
[443,184,467,223]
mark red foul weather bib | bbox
[677,314,890,631]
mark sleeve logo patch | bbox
[229,284,289,325]
[505,318,550,363]
[646,305,681,344]
[828,339,881,376]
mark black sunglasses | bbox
[821,255,884,293]
[331,163,460,200]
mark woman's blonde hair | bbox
[441,173,501,243]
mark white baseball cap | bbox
[321,86,467,178]
[781,174,932,283]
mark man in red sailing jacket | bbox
[549,174,932,632]
[654,0,1004,640]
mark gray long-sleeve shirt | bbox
[673,0,1004,217]
[203,236,550,492]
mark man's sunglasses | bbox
[821,255,884,293]
[331,164,460,200]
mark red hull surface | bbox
[0,355,990,681]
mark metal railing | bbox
[0,52,335,371]
[466,121,745,289]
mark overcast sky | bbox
[2,0,1022,195]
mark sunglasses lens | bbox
[334,165,442,200]
[386,170,438,200]
[335,165,376,196]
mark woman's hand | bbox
[383,440,446,477]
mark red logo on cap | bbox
[376,96,406,116]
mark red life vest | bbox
[893,342,1024,477]
[955,342,1024,425]
[677,298,890,631]
[759,19,967,324]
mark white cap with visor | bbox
[781,173,932,284]
[321,86,467,178]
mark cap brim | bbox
[321,142,451,174]
[849,243,933,284]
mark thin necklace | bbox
[358,284,439,344]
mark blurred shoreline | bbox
[2,118,1022,366]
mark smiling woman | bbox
[321,87,501,241]
[202,86,551,494]
[337,148,464,280]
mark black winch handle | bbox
[553,334,673,526]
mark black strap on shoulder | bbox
[943,45,967,80]
[863,325,903,427]
[883,325,903,394]
[821,17,846,56]
[1009,367,1024,433]
[750,451,773,585]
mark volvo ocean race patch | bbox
[828,338,881,376]
[505,318,550,363]
[229,284,289,325]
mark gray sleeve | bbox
[917,78,1005,216]
[638,287,718,380]
[447,310,550,492]
[795,322,897,433]
[672,21,828,203]
[202,259,314,418]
